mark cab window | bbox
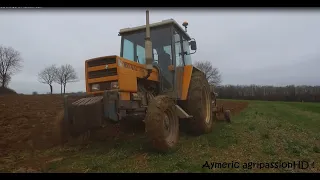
[121,26,173,66]
[136,45,146,64]
[174,30,183,67]
[182,36,192,65]
[163,45,172,59]
[123,39,134,61]
[153,49,158,63]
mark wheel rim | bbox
[164,109,176,142]
[202,87,211,124]
[164,113,170,131]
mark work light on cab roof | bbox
[182,21,189,32]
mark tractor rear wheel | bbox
[184,70,213,135]
[145,95,179,152]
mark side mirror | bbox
[190,40,197,51]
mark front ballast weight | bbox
[63,94,104,138]
[62,89,130,137]
[103,90,120,123]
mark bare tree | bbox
[194,60,222,86]
[0,45,23,87]
[38,65,58,94]
[0,75,11,87]
[55,65,65,94]
[62,64,78,94]
[54,64,78,94]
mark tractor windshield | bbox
[120,26,173,65]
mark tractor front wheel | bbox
[145,95,179,152]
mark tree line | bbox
[214,85,320,102]
[194,60,320,103]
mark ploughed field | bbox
[0,94,247,156]
[1,95,319,173]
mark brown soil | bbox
[0,95,64,156]
[214,100,249,121]
[0,87,17,95]
[0,94,146,157]
[0,94,248,157]
[216,100,249,116]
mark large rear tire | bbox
[145,95,179,152]
[184,70,213,135]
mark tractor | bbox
[58,10,230,152]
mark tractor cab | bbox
[118,19,197,96]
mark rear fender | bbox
[181,65,204,100]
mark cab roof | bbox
[118,19,191,40]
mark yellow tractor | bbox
[60,10,229,152]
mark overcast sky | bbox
[1,8,320,94]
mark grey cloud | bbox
[1,9,320,94]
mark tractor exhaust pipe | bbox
[142,10,153,80]
[145,10,153,70]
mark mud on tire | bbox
[145,95,179,152]
[183,70,213,135]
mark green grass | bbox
[1,100,320,173]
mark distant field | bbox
[0,97,319,172]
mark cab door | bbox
[153,47,175,93]
[173,30,184,99]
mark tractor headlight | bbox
[111,82,118,89]
[92,84,100,91]
[117,58,124,67]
